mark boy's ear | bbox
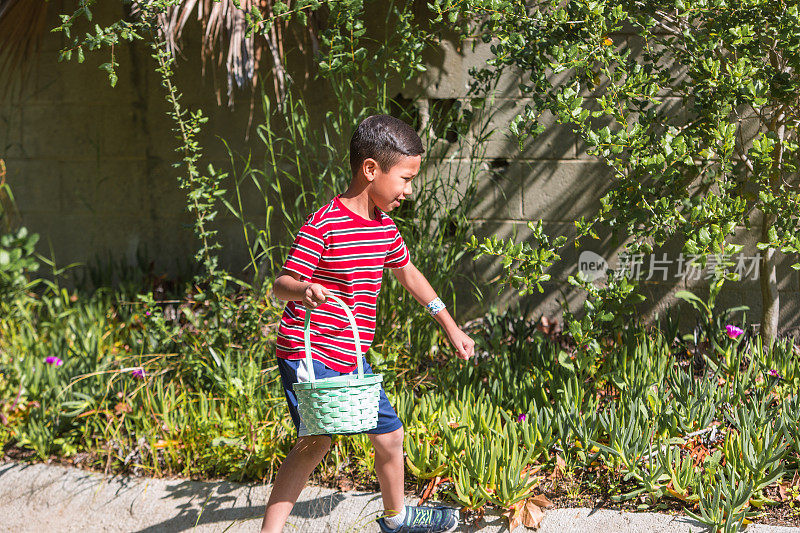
[362,158,378,182]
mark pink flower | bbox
[45,356,63,367]
[767,369,782,379]
[131,368,146,379]
[725,325,744,339]
[517,414,527,422]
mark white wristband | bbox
[426,297,446,316]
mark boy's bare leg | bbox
[369,427,405,518]
[261,435,332,533]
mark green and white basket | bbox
[292,294,383,435]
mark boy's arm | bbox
[273,269,330,308]
[391,261,475,360]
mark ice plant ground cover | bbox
[0,279,799,533]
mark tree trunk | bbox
[760,51,787,345]
[759,211,779,344]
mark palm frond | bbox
[135,0,294,107]
[0,1,306,109]
[0,0,49,99]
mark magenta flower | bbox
[767,369,782,380]
[131,368,146,379]
[725,325,744,339]
[517,414,527,422]
[145,311,152,317]
[45,356,63,367]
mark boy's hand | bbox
[446,328,475,360]
[302,283,330,309]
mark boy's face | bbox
[364,154,421,212]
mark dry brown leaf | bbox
[502,500,525,532]
[520,499,546,529]
[419,476,441,505]
[549,454,567,481]
[503,496,551,531]
[530,494,554,509]
[778,479,800,502]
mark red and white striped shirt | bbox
[276,196,410,372]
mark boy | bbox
[261,115,475,533]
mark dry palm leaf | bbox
[0,0,49,99]
[0,0,307,109]
[502,494,554,531]
[133,0,299,108]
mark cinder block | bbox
[30,43,138,105]
[215,216,264,274]
[638,283,701,326]
[24,213,128,267]
[142,97,185,162]
[197,100,266,161]
[20,104,102,159]
[0,104,23,158]
[222,170,270,222]
[731,226,798,291]
[406,38,522,99]
[476,99,577,161]
[519,160,613,221]
[420,126,472,162]
[736,288,800,335]
[778,290,800,336]
[100,105,148,159]
[2,158,62,213]
[143,92,263,167]
[59,159,148,215]
[427,158,521,221]
[471,159,522,221]
[143,159,202,217]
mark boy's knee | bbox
[373,427,404,454]
[389,427,404,449]
[296,435,332,459]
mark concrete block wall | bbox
[1,5,799,333]
[0,2,269,281]
[406,36,800,334]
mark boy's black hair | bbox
[349,115,424,176]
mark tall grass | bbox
[223,81,500,371]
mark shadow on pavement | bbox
[134,480,352,532]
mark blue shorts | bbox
[276,356,403,437]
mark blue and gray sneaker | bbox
[376,505,459,532]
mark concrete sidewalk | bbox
[0,461,797,532]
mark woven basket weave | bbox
[292,294,382,435]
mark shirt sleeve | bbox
[282,223,325,280]
[384,226,410,269]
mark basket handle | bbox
[303,293,364,385]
